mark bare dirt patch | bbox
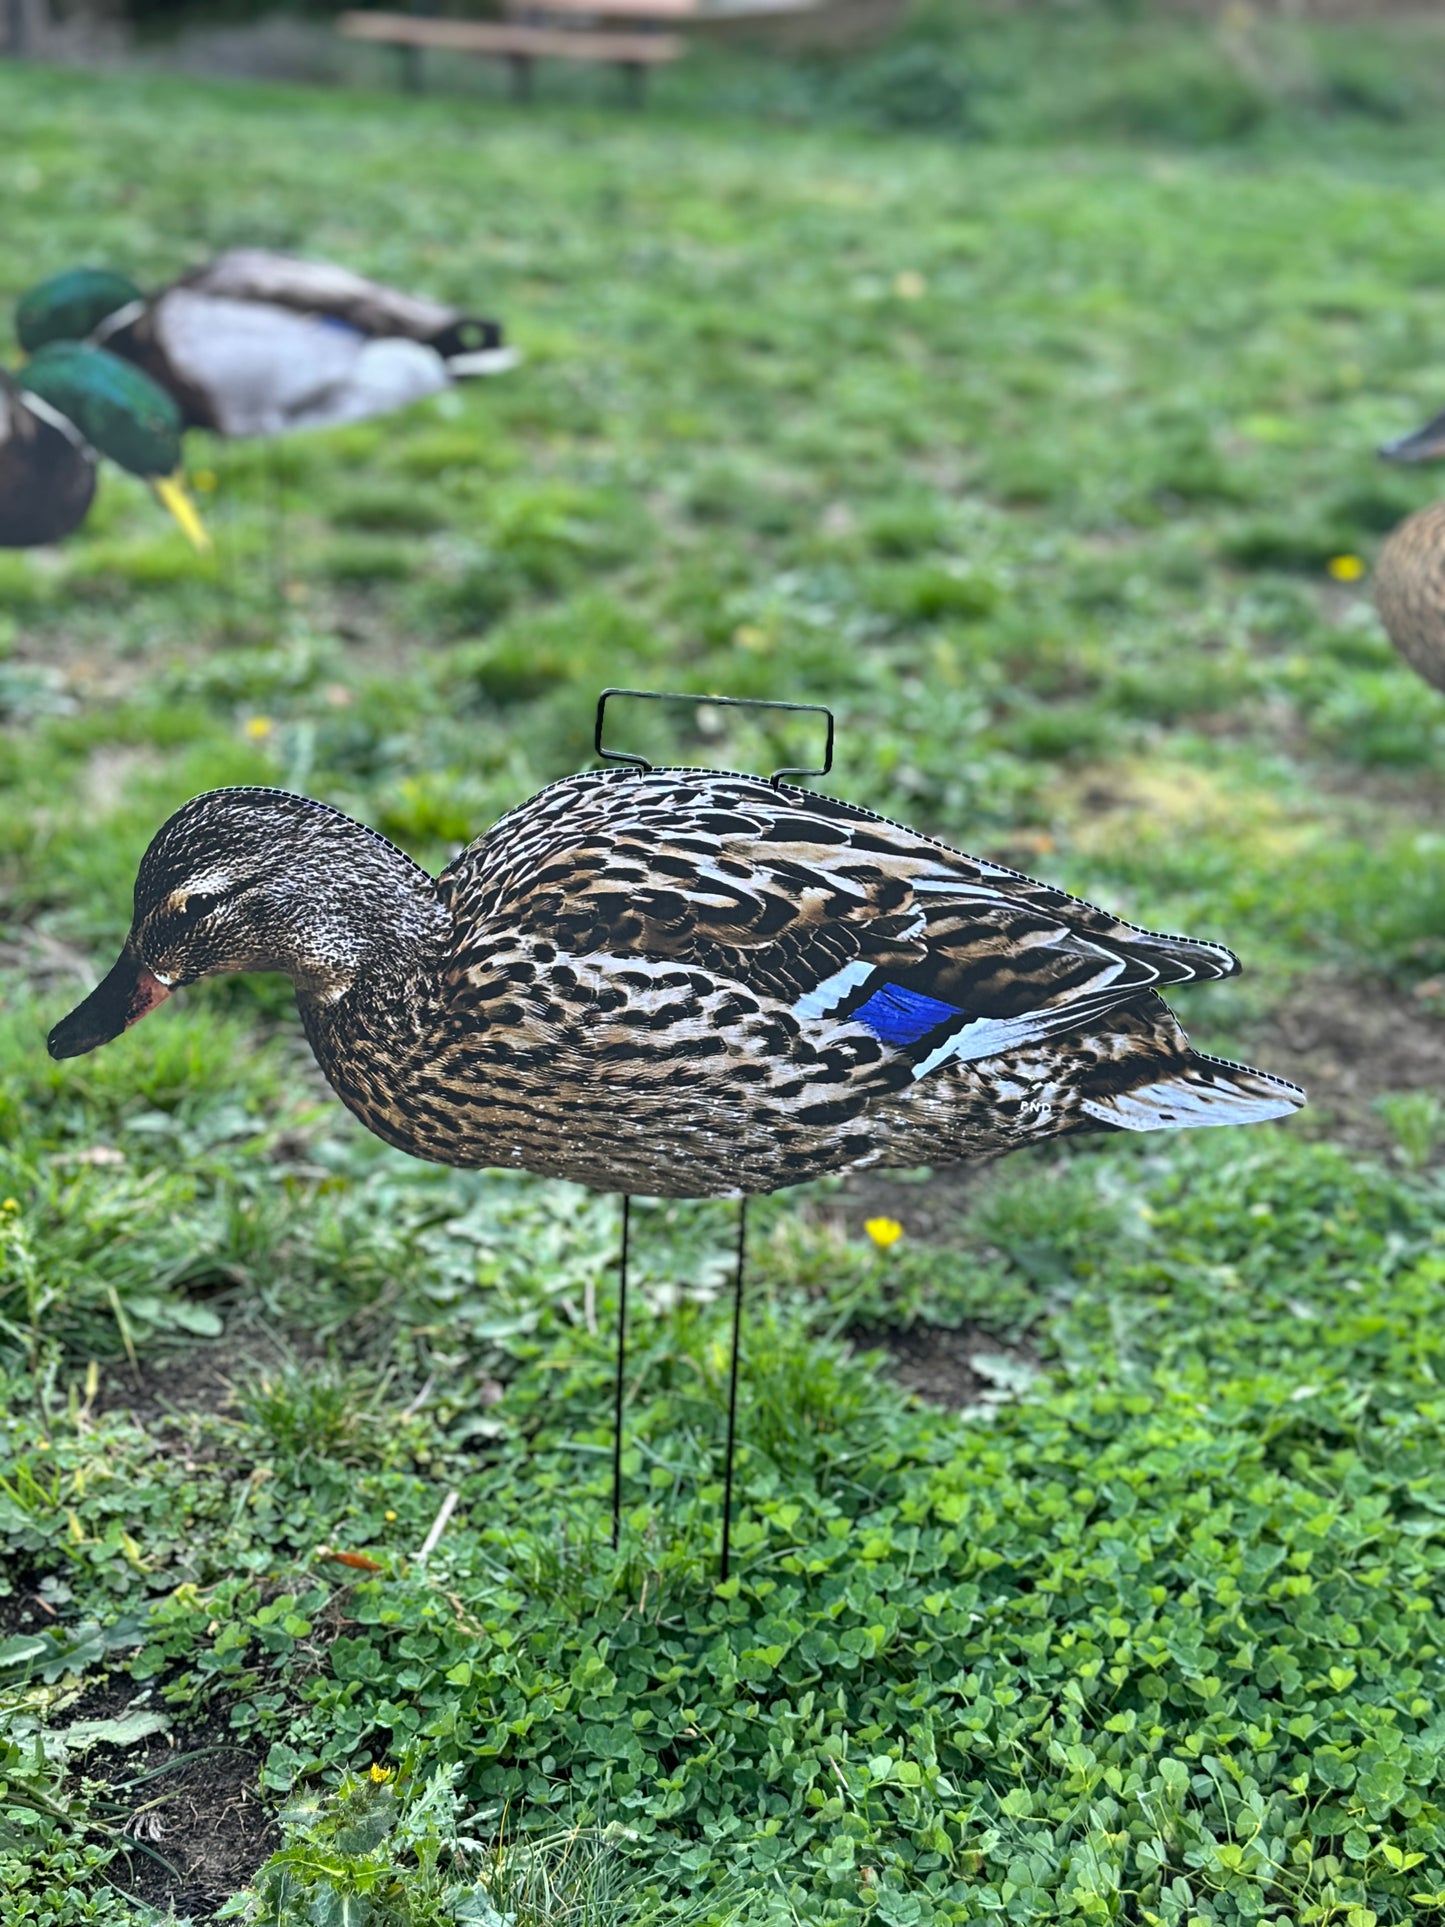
[112,1724,275,1920]
[96,1327,293,1432]
[851,1320,1041,1413]
[65,1677,276,1922]
[1247,973,1445,1157]
[0,1554,66,1636]
[99,1348,239,1431]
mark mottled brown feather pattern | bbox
[1375,500,1445,694]
[50,772,1304,1196]
[297,769,1298,1193]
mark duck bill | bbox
[1379,409,1445,464]
[445,346,520,378]
[47,946,172,1060]
[151,471,212,551]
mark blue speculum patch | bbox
[851,982,962,1048]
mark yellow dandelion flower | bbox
[244,716,274,741]
[864,1216,904,1250]
[2,1198,18,1212]
[733,623,771,654]
[1327,554,1366,583]
[369,1763,394,1783]
[384,1509,398,1523]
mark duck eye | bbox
[180,890,225,921]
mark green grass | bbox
[3,26,1445,1924]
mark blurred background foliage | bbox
[26,0,1445,151]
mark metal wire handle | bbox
[593,687,836,788]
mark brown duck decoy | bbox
[47,772,1302,1185]
[1376,408,1445,692]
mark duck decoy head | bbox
[21,343,181,476]
[428,316,504,359]
[16,267,145,354]
[426,315,514,376]
[18,344,209,549]
[48,788,442,1059]
[1379,406,1445,465]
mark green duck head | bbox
[18,343,208,548]
[1380,408,1445,466]
[16,267,145,353]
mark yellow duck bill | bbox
[152,471,211,550]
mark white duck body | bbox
[109,292,456,436]
[94,248,515,437]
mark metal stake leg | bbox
[214,462,237,642]
[719,1197,748,1583]
[611,1194,631,1549]
[266,437,287,627]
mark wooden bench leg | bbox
[620,59,646,109]
[507,51,534,101]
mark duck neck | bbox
[285,844,453,1146]
[277,854,448,1015]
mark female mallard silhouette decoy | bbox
[47,753,1303,1570]
[0,347,207,549]
[1375,406,1445,692]
[17,251,514,438]
[47,771,1302,1185]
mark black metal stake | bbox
[266,437,287,628]
[213,464,237,642]
[719,1197,748,1583]
[588,689,836,1580]
[611,1194,631,1549]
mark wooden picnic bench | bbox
[338,0,689,106]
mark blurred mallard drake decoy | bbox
[1376,407,1445,693]
[0,346,207,549]
[0,369,96,547]
[47,769,1303,1194]
[17,251,514,439]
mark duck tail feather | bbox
[1080,1054,1305,1132]
[1127,928,1240,985]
